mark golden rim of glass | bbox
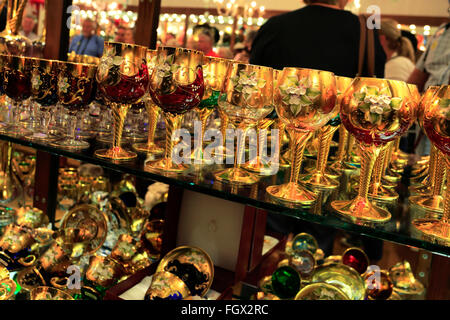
[157,46,204,56]
[104,41,149,51]
[282,66,335,76]
[57,60,98,68]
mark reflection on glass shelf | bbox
[0,131,449,257]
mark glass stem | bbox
[335,125,348,163]
[443,156,449,225]
[234,125,249,171]
[316,125,337,173]
[163,113,182,163]
[426,146,438,186]
[146,103,160,147]
[41,108,51,135]
[431,151,446,196]
[112,103,130,150]
[370,144,389,195]
[345,135,356,163]
[357,143,380,201]
[197,108,212,159]
[219,110,229,149]
[68,114,77,141]
[288,129,312,184]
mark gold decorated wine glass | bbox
[331,78,415,224]
[191,56,232,164]
[145,46,205,173]
[1,55,33,137]
[412,85,450,246]
[132,49,164,155]
[299,76,352,189]
[214,62,274,185]
[24,58,60,142]
[50,61,97,150]
[266,67,337,204]
[94,42,149,161]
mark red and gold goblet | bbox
[331,78,415,224]
[95,42,149,161]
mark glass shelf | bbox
[0,131,449,257]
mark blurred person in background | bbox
[19,14,38,42]
[379,18,416,81]
[69,18,104,58]
[217,46,233,59]
[124,27,135,44]
[234,29,258,63]
[250,0,386,262]
[194,28,218,57]
[115,25,127,43]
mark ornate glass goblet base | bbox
[409,195,444,214]
[133,141,164,155]
[242,157,279,176]
[266,182,317,205]
[299,172,339,191]
[145,157,189,174]
[214,167,259,185]
[367,185,399,203]
[50,137,90,151]
[95,146,137,161]
[412,219,449,246]
[331,196,391,224]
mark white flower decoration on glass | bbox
[438,98,450,118]
[231,70,266,101]
[354,86,403,125]
[117,241,134,256]
[279,75,321,117]
[155,54,181,79]
[98,47,123,81]
[94,264,112,280]
[32,73,42,91]
[58,77,70,94]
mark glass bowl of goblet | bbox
[50,61,97,150]
[132,49,164,156]
[266,67,337,204]
[24,58,60,143]
[191,56,232,165]
[94,42,149,161]
[412,85,450,246]
[331,78,415,224]
[299,75,352,190]
[1,55,34,137]
[214,62,274,185]
[145,46,205,174]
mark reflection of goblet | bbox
[25,58,60,142]
[300,76,351,189]
[146,47,205,173]
[94,42,149,161]
[412,85,450,245]
[2,55,33,137]
[30,286,74,300]
[50,61,97,150]
[331,78,415,224]
[192,56,232,164]
[266,67,336,203]
[214,62,274,185]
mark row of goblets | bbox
[0,42,448,246]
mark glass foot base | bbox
[266,182,317,205]
[331,197,391,224]
[50,138,90,151]
[214,167,259,185]
[0,125,32,137]
[368,185,399,203]
[409,184,432,196]
[133,142,164,155]
[24,132,57,143]
[212,146,234,161]
[95,147,137,161]
[123,134,147,143]
[242,157,278,176]
[299,172,339,190]
[412,219,450,246]
[190,148,216,166]
[145,158,189,173]
[409,195,444,214]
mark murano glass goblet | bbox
[412,85,450,245]
[146,47,205,173]
[132,49,164,155]
[50,61,97,150]
[214,62,274,185]
[192,56,232,164]
[266,67,337,204]
[95,42,149,161]
[300,75,352,189]
[25,58,60,142]
[1,55,33,137]
[331,78,415,224]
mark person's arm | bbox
[407,68,429,92]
